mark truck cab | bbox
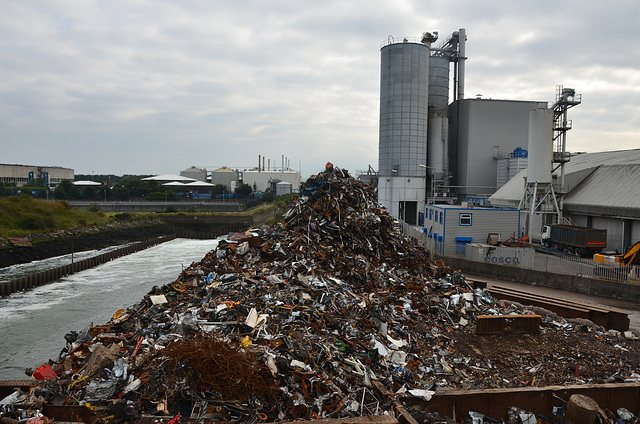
[540,225,553,248]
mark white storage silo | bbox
[276,181,292,196]
[527,107,553,184]
[520,106,558,241]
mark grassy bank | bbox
[0,196,118,238]
[0,195,293,239]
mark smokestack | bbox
[457,28,466,100]
[258,155,261,172]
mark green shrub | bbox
[18,214,55,230]
[114,212,133,221]
[88,203,101,213]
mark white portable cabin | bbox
[423,204,523,256]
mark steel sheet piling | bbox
[1,234,179,297]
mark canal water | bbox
[0,238,218,380]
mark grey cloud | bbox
[1,0,639,177]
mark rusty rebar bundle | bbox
[164,334,274,403]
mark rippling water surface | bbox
[0,238,217,380]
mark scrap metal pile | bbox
[3,166,640,423]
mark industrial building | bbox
[376,29,551,225]
[375,29,632,253]
[145,162,301,196]
[242,169,300,194]
[0,163,74,188]
[489,149,640,254]
[448,99,543,198]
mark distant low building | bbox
[0,163,74,187]
[242,169,300,193]
[141,174,196,184]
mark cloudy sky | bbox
[2,1,639,178]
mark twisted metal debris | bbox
[3,165,640,424]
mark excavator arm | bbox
[621,241,640,265]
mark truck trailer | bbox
[541,224,607,257]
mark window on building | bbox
[459,213,472,226]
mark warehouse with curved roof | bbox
[488,149,640,253]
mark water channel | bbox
[0,238,218,380]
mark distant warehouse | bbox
[242,169,300,194]
[0,163,74,188]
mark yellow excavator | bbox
[594,241,640,266]
[593,241,640,282]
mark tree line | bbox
[0,175,264,202]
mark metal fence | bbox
[531,253,640,284]
[399,221,640,285]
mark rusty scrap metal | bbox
[163,334,275,403]
[3,165,640,424]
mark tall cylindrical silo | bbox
[378,38,430,222]
[428,56,450,110]
[427,56,450,179]
[527,107,553,184]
